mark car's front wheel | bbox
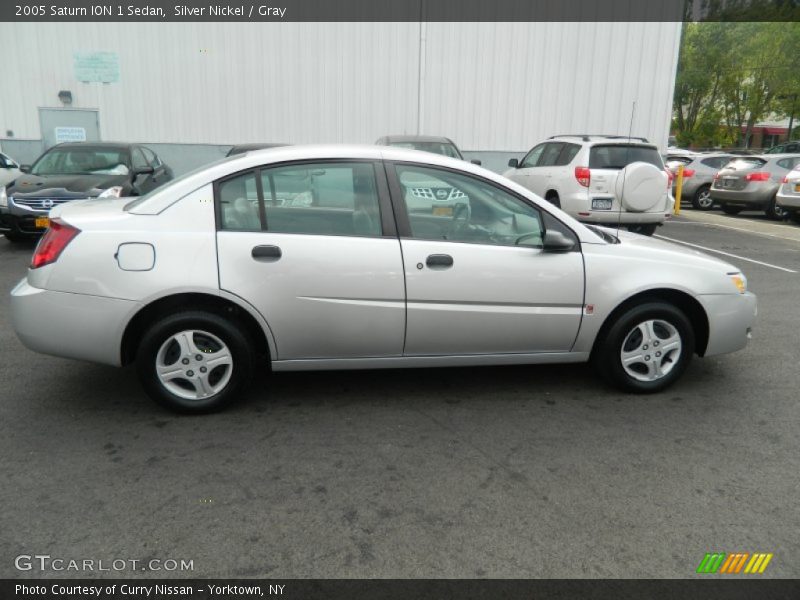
[136,311,254,413]
[593,302,695,393]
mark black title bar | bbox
[2,0,800,22]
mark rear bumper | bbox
[562,191,670,224]
[709,185,775,206]
[698,292,757,357]
[10,278,138,366]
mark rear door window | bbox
[589,145,663,169]
[538,143,565,167]
[556,143,580,166]
[777,157,800,170]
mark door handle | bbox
[252,245,282,260]
[426,254,453,268]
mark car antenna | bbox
[617,101,636,238]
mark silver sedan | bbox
[10,146,757,412]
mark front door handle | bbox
[252,245,282,260]
[426,254,453,268]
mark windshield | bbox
[32,147,130,176]
[589,145,663,170]
[389,141,462,159]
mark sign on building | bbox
[73,51,120,83]
[54,127,87,143]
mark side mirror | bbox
[132,166,155,178]
[542,230,575,252]
[470,159,482,166]
[20,164,31,173]
[507,158,519,168]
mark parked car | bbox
[709,154,800,219]
[9,145,755,413]
[666,153,736,210]
[376,135,481,165]
[226,143,288,157]
[504,135,673,236]
[0,151,21,187]
[0,142,173,243]
[775,164,800,223]
[764,141,800,154]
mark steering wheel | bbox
[447,202,470,238]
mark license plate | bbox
[35,217,50,229]
[432,206,453,216]
[592,198,613,210]
[794,183,800,193]
[723,178,736,188]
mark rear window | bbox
[723,158,767,171]
[589,145,663,170]
[700,156,732,169]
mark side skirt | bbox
[272,352,590,372]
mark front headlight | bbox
[0,186,7,208]
[730,273,747,294]
[97,186,124,198]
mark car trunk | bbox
[713,157,767,191]
[587,144,664,210]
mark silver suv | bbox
[504,135,672,236]
[666,153,735,210]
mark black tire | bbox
[545,192,561,209]
[592,302,695,394]
[721,204,742,215]
[136,310,254,413]
[627,223,658,236]
[765,195,788,221]
[691,185,714,211]
[4,231,30,243]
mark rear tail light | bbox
[782,175,789,183]
[681,169,695,178]
[713,172,720,180]
[745,172,770,182]
[31,220,80,269]
[575,166,590,187]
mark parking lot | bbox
[1,209,798,579]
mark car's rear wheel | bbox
[692,185,713,210]
[627,223,658,236]
[136,311,254,413]
[593,302,694,393]
[721,204,742,215]
[765,195,788,221]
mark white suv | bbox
[504,135,673,236]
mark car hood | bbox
[6,173,129,198]
[597,226,740,273]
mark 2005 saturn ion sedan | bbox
[10,145,757,413]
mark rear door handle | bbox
[426,254,453,268]
[252,245,282,260]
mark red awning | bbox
[764,127,787,135]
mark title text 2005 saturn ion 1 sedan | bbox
[10,146,756,412]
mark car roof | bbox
[51,142,139,150]
[380,135,456,144]
[228,143,288,155]
[548,134,651,145]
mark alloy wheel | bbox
[155,330,233,400]
[620,319,683,382]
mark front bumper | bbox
[0,208,49,236]
[698,292,757,357]
[10,278,138,366]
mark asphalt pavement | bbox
[1,210,798,579]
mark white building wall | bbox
[0,21,681,151]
